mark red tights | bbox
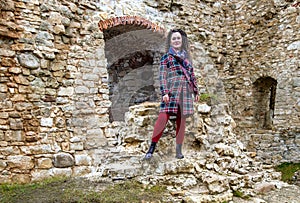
[151,107,186,144]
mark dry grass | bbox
[0,176,168,203]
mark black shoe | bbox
[176,154,184,159]
[144,153,153,159]
[176,144,184,159]
[144,142,156,160]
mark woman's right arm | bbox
[159,55,169,98]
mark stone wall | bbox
[0,0,299,187]
[216,0,300,163]
[0,0,201,184]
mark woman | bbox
[144,29,199,159]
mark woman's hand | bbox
[195,94,199,102]
[163,94,170,103]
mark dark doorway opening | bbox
[253,77,277,129]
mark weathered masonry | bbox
[0,0,299,188]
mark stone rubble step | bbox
[182,190,233,203]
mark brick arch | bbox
[250,70,278,85]
[98,16,165,34]
[99,16,166,122]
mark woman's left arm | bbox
[188,65,199,102]
[190,66,199,94]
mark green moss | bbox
[233,190,250,199]
[275,162,300,183]
[198,93,217,105]
[233,190,243,198]
[199,93,211,102]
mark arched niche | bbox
[253,76,277,129]
[100,16,165,121]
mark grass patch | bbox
[198,93,217,104]
[98,181,167,203]
[275,162,300,183]
[0,176,95,203]
[233,190,250,199]
[233,190,243,198]
[0,177,168,203]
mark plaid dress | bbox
[159,48,199,117]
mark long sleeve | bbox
[159,55,169,96]
[189,65,199,95]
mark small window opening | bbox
[253,77,277,129]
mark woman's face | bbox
[170,32,182,51]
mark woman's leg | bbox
[175,105,186,159]
[152,112,170,142]
[144,112,170,159]
[175,106,186,144]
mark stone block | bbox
[74,86,89,94]
[254,182,276,194]
[293,78,300,87]
[166,160,195,175]
[11,94,26,102]
[0,146,20,155]
[9,118,23,130]
[0,119,7,125]
[58,87,74,96]
[133,116,150,127]
[41,117,53,127]
[287,41,300,50]
[11,173,31,184]
[85,135,107,149]
[50,167,72,177]
[53,117,65,129]
[53,24,65,34]
[17,53,39,69]
[207,180,229,194]
[70,142,84,151]
[184,190,233,203]
[53,152,75,168]
[13,75,30,85]
[7,155,34,170]
[0,48,15,57]
[5,130,24,142]
[0,84,8,93]
[0,174,11,184]
[0,130,4,141]
[20,144,53,155]
[31,169,52,182]
[61,142,70,151]
[74,154,92,166]
[37,158,53,169]
[72,166,92,176]
[18,85,31,93]
[197,103,211,113]
[0,159,7,170]
[124,134,146,143]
